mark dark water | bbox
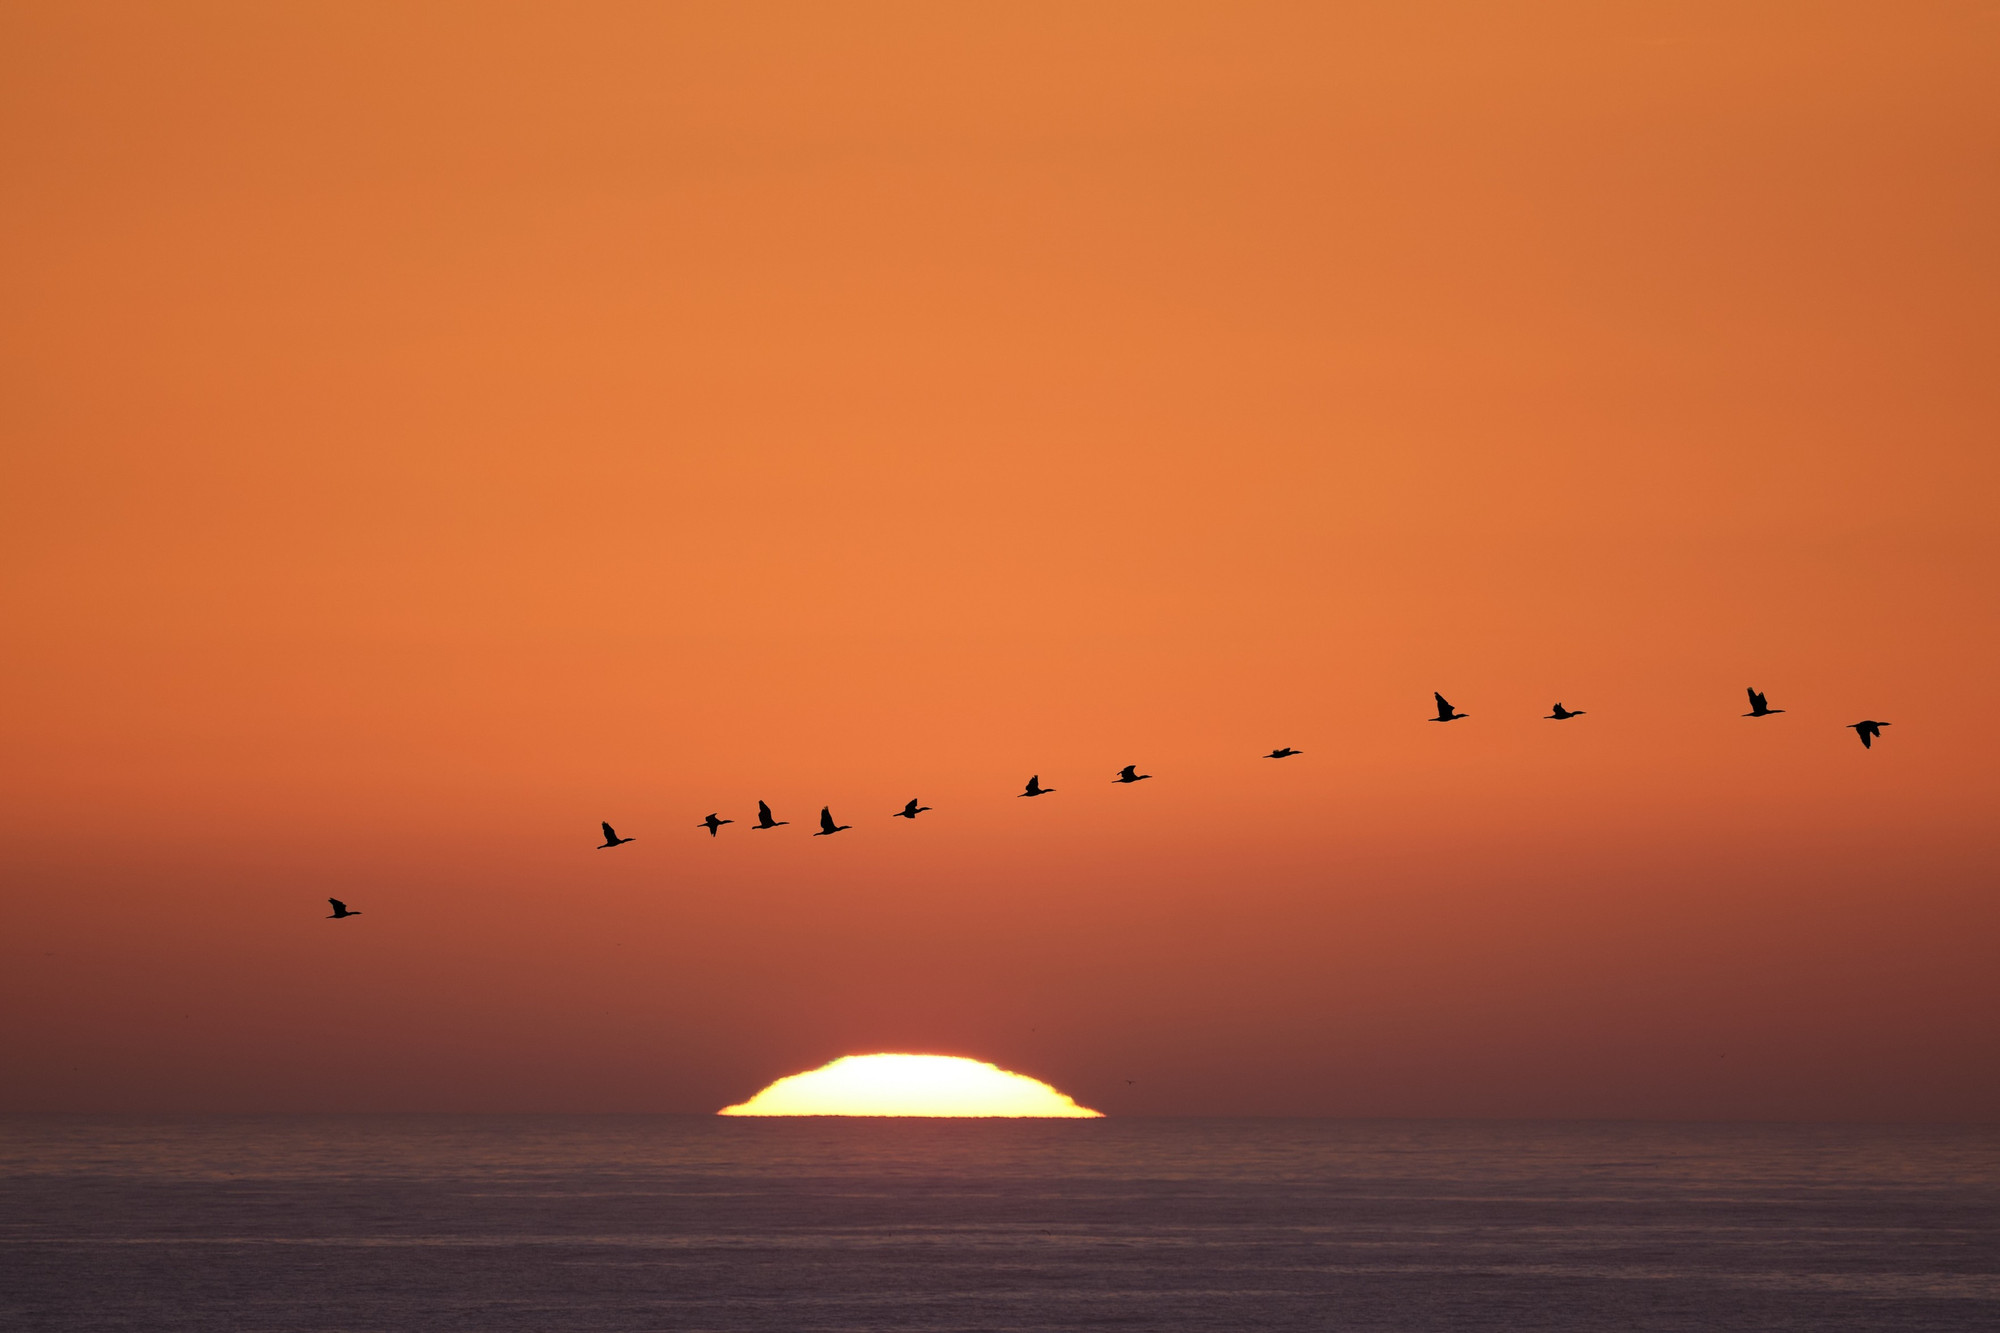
[1,1116,1995,1331]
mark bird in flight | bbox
[753,801,787,830]
[814,806,851,836]
[1431,693,1467,722]
[1019,775,1054,797]
[892,799,932,819]
[700,813,733,837]
[1546,703,1585,720]
[326,898,360,919]
[1743,689,1783,718]
[1264,747,1301,759]
[1113,765,1151,783]
[1848,720,1890,749]
[598,822,635,848]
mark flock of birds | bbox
[323,688,1893,919]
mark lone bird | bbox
[892,799,931,819]
[1264,747,1302,759]
[598,822,635,848]
[1431,692,1467,722]
[1113,765,1151,783]
[1848,720,1891,749]
[1019,775,1054,797]
[1546,703,1585,720]
[814,806,851,836]
[700,813,733,837]
[1743,689,1783,718]
[326,898,360,919]
[753,800,788,830]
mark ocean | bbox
[1,1115,1994,1331]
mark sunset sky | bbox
[2,1,1995,1119]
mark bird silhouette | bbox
[326,898,360,919]
[1546,703,1585,720]
[814,806,851,836]
[1019,775,1054,797]
[700,813,733,837]
[1113,764,1151,783]
[598,822,635,848]
[1430,693,1467,722]
[752,800,788,830]
[1848,720,1890,749]
[1743,688,1783,718]
[1264,747,1302,758]
[892,799,932,819]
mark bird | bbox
[326,898,360,919]
[1546,703,1585,720]
[814,806,851,836]
[1743,688,1783,718]
[1430,692,1467,722]
[598,822,635,848]
[1848,720,1890,749]
[700,813,733,837]
[892,799,931,819]
[1019,775,1054,797]
[752,801,788,830]
[1264,747,1301,758]
[1113,764,1151,783]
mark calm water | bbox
[1,1116,1995,1331]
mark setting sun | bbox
[718,1054,1103,1118]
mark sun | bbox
[718,1053,1103,1118]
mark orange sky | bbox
[2,1,1996,1118]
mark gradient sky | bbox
[3,1,1996,1119]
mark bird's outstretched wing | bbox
[819,807,836,833]
[601,821,617,841]
[758,801,772,820]
[328,898,346,914]
[1434,693,1452,714]
[1747,689,1764,710]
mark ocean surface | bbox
[1,1116,1995,1331]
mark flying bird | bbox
[814,807,851,836]
[753,801,788,830]
[1113,765,1151,783]
[598,822,635,848]
[1546,703,1585,720]
[700,813,733,837]
[326,898,360,919]
[1848,720,1890,749]
[1743,689,1783,718]
[892,799,932,819]
[1264,747,1302,758]
[1019,775,1054,797]
[1430,693,1467,722]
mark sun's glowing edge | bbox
[718,1053,1104,1118]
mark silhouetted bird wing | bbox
[1434,693,1454,715]
[328,898,346,914]
[602,822,618,841]
[819,807,836,834]
[758,801,773,820]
